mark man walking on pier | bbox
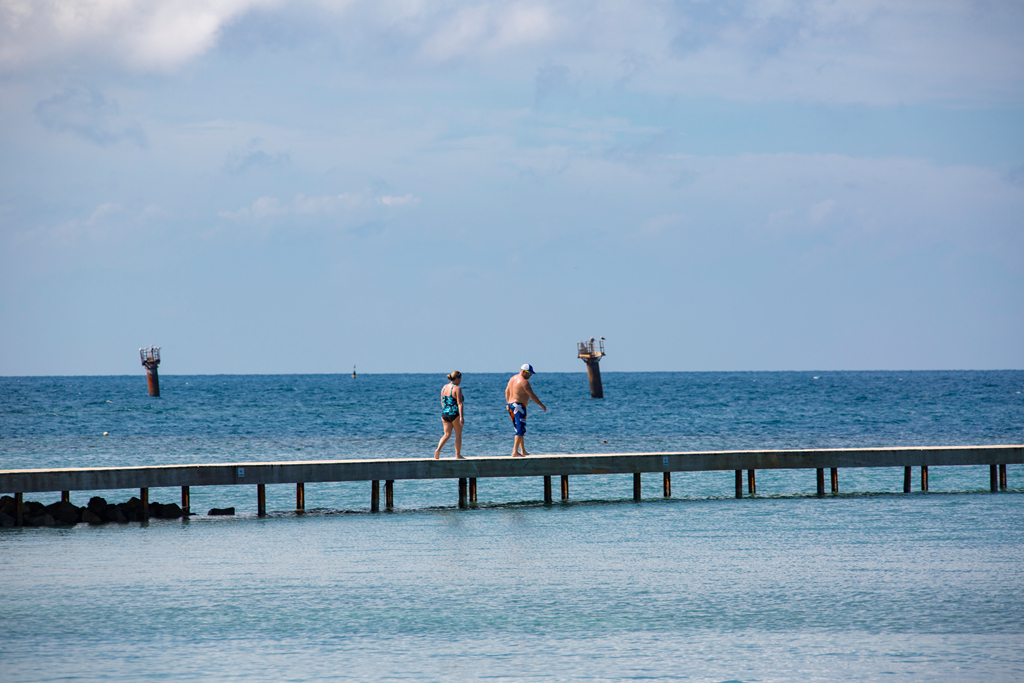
[505,364,546,457]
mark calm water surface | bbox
[2,372,1023,681]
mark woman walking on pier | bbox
[434,371,465,459]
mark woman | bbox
[434,371,465,459]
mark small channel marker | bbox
[577,337,606,399]
[140,346,161,397]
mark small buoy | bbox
[601,440,607,443]
[103,432,109,436]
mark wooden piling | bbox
[544,476,553,504]
[904,466,912,493]
[15,492,23,526]
[735,470,742,499]
[747,469,756,495]
[141,487,149,519]
[816,468,825,497]
[633,473,641,501]
[371,480,380,512]
[830,468,838,493]
[296,482,305,512]
[386,480,394,509]
[990,464,999,492]
[181,486,190,517]
[663,472,671,498]
[921,466,929,492]
[458,478,467,509]
[468,478,476,504]
[257,484,266,516]
[61,491,70,503]
[999,464,1007,490]
[561,474,569,500]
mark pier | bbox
[0,445,1020,524]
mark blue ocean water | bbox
[2,371,1023,682]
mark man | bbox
[505,363,546,457]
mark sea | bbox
[2,370,1023,682]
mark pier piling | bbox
[181,486,190,516]
[386,480,395,509]
[61,490,70,503]
[831,468,839,493]
[15,492,23,526]
[904,466,912,493]
[296,483,305,512]
[544,476,553,504]
[561,475,569,500]
[371,480,380,512]
[816,468,825,496]
[735,470,743,498]
[633,473,641,501]
[748,469,756,495]
[663,472,671,497]
[458,478,467,509]
[1000,464,1007,490]
[257,484,266,516]
[990,465,998,492]
[921,466,929,492]
[141,487,149,519]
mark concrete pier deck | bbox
[2,445,1021,494]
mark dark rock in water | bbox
[45,501,82,525]
[0,495,14,515]
[149,502,164,518]
[87,497,108,515]
[82,509,105,525]
[27,513,56,527]
[208,507,235,516]
[25,501,44,517]
[0,511,15,527]
[159,503,182,519]
[104,504,128,523]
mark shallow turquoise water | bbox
[2,371,1023,681]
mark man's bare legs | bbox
[512,435,530,457]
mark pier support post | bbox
[921,466,929,492]
[663,472,671,498]
[904,467,912,493]
[371,481,380,512]
[633,473,641,501]
[990,465,999,492]
[747,469,756,495]
[296,483,305,512]
[257,484,266,517]
[15,492,23,526]
[561,475,569,500]
[386,480,395,509]
[816,469,825,497]
[141,487,149,519]
[61,491,70,503]
[458,478,467,509]
[544,476,553,504]
[999,464,1007,490]
[181,486,190,517]
[735,470,743,499]
[830,468,838,493]
[468,478,476,505]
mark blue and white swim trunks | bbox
[507,402,527,436]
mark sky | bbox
[1,0,1022,376]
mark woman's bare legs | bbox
[435,420,454,459]
[453,418,464,459]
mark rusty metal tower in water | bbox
[140,346,161,397]
[577,337,606,398]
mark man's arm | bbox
[526,383,546,412]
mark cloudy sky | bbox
[1,0,1022,375]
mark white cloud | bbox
[14,202,166,246]
[378,194,420,207]
[219,191,420,222]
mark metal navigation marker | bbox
[577,336,606,398]
[140,346,161,397]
